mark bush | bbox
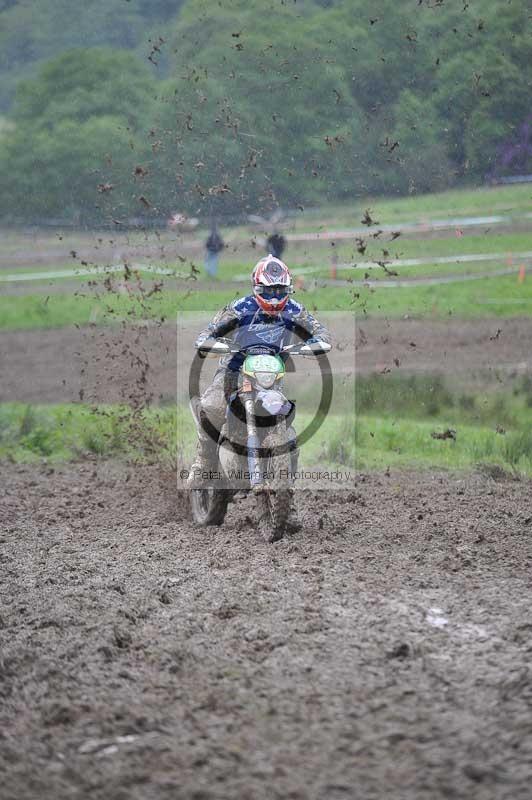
[321,417,357,466]
[502,429,532,467]
[355,374,454,418]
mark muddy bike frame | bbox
[197,337,331,489]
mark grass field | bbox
[2,403,530,476]
[2,270,531,330]
[294,182,532,229]
[2,182,531,474]
[2,179,531,330]
[3,374,532,474]
[2,229,531,284]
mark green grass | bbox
[337,415,532,474]
[2,403,530,476]
[369,183,532,223]
[2,270,532,330]
[349,273,532,317]
[353,373,531,426]
[0,261,204,283]
[2,229,531,285]
[296,182,532,229]
[365,232,532,261]
[3,376,532,476]
[0,403,182,464]
[306,231,532,278]
[2,181,532,330]
[197,230,532,282]
[0,287,240,329]
[316,374,532,474]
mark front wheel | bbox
[190,487,230,526]
[256,422,293,542]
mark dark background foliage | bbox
[0,0,530,221]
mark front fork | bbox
[242,392,263,487]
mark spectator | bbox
[205,224,224,279]
[266,231,286,260]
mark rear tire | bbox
[190,487,230,526]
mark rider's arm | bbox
[291,303,331,344]
[195,302,242,347]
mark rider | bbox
[190,255,331,521]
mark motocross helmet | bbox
[252,255,293,314]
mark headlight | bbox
[255,371,277,388]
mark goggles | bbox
[254,284,293,300]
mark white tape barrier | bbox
[234,251,532,281]
[315,266,521,288]
[284,212,532,243]
[0,263,176,283]
[2,252,532,288]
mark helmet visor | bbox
[254,284,292,300]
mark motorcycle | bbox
[189,337,331,542]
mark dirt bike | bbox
[189,337,331,542]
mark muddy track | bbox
[2,317,531,404]
[1,461,532,799]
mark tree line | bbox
[0,0,530,222]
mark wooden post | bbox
[330,248,338,280]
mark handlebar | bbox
[197,337,331,357]
[281,341,332,356]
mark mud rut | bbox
[1,461,532,800]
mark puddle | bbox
[426,607,449,628]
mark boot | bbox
[285,489,302,533]
[187,437,218,487]
[286,439,301,532]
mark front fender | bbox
[256,389,294,419]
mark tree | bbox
[0,48,157,221]
[2,0,531,219]
[138,0,184,23]
[151,0,365,214]
[389,90,453,194]
[0,0,182,110]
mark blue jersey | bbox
[196,295,331,372]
